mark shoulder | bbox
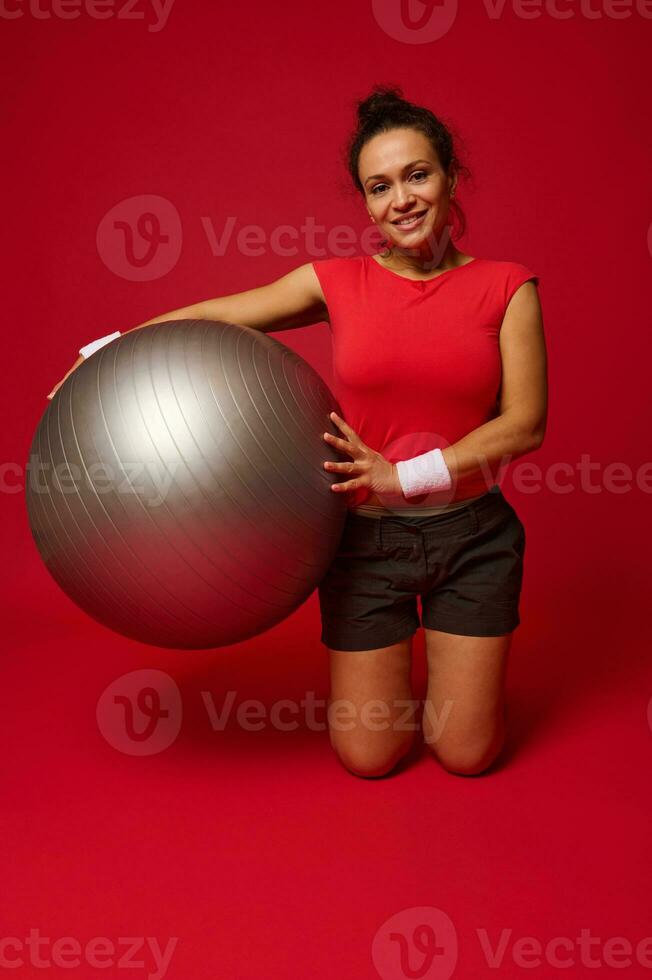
[476,257,538,280]
[310,253,367,290]
[474,257,540,308]
[311,254,367,272]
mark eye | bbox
[370,171,429,195]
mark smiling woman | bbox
[308,84,548,779]
[347,85,472,272]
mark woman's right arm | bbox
[124,261,328,335]
[47,263,328,399]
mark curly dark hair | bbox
[342,84,471,241]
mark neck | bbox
[383,229,462,274]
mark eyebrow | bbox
[363,159,432,186]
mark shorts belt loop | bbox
[467,504,480,535]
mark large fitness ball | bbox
[26,320,347,649]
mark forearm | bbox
[441,413,542,484]
[122,299,216,336]
[49,299,236,400]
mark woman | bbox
[48,86,547,781]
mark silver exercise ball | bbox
[25,320,347,649]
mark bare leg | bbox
[422,629,512,775]
[327,636,418,778]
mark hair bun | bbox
[356,86,404,124]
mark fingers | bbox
[325,411,367,456]
[323,432,354,453]
[330,413,353,438]
[46,363,78,400]
[329,411,346,427]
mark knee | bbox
[342,756,399,779]
[333,737,414,779]
[430,729,506,777]
[438,750,498,776]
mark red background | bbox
[2,1,651,977]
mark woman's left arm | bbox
[441,281,548,483]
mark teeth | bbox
[395,211,424,225]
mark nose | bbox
[391,184,416,211]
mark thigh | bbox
[318,514,420,653]
[421,493,526,638]
[327,637,418,773]
[422,628,512,765]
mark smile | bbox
[392,209,428,229]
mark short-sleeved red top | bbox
[312,253,539,509]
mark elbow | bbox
[522,422,546,453]
[506,414,546,454]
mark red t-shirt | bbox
[312,253,539,509]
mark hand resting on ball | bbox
[47,354,85,400]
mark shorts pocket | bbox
[482,496,524,538]
[334,520,382,561]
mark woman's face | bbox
[359,127,456,256]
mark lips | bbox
[392,209,427,225]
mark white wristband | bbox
[79,331,121,359]
[396,448,452,498]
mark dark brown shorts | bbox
[318,486,526,651]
